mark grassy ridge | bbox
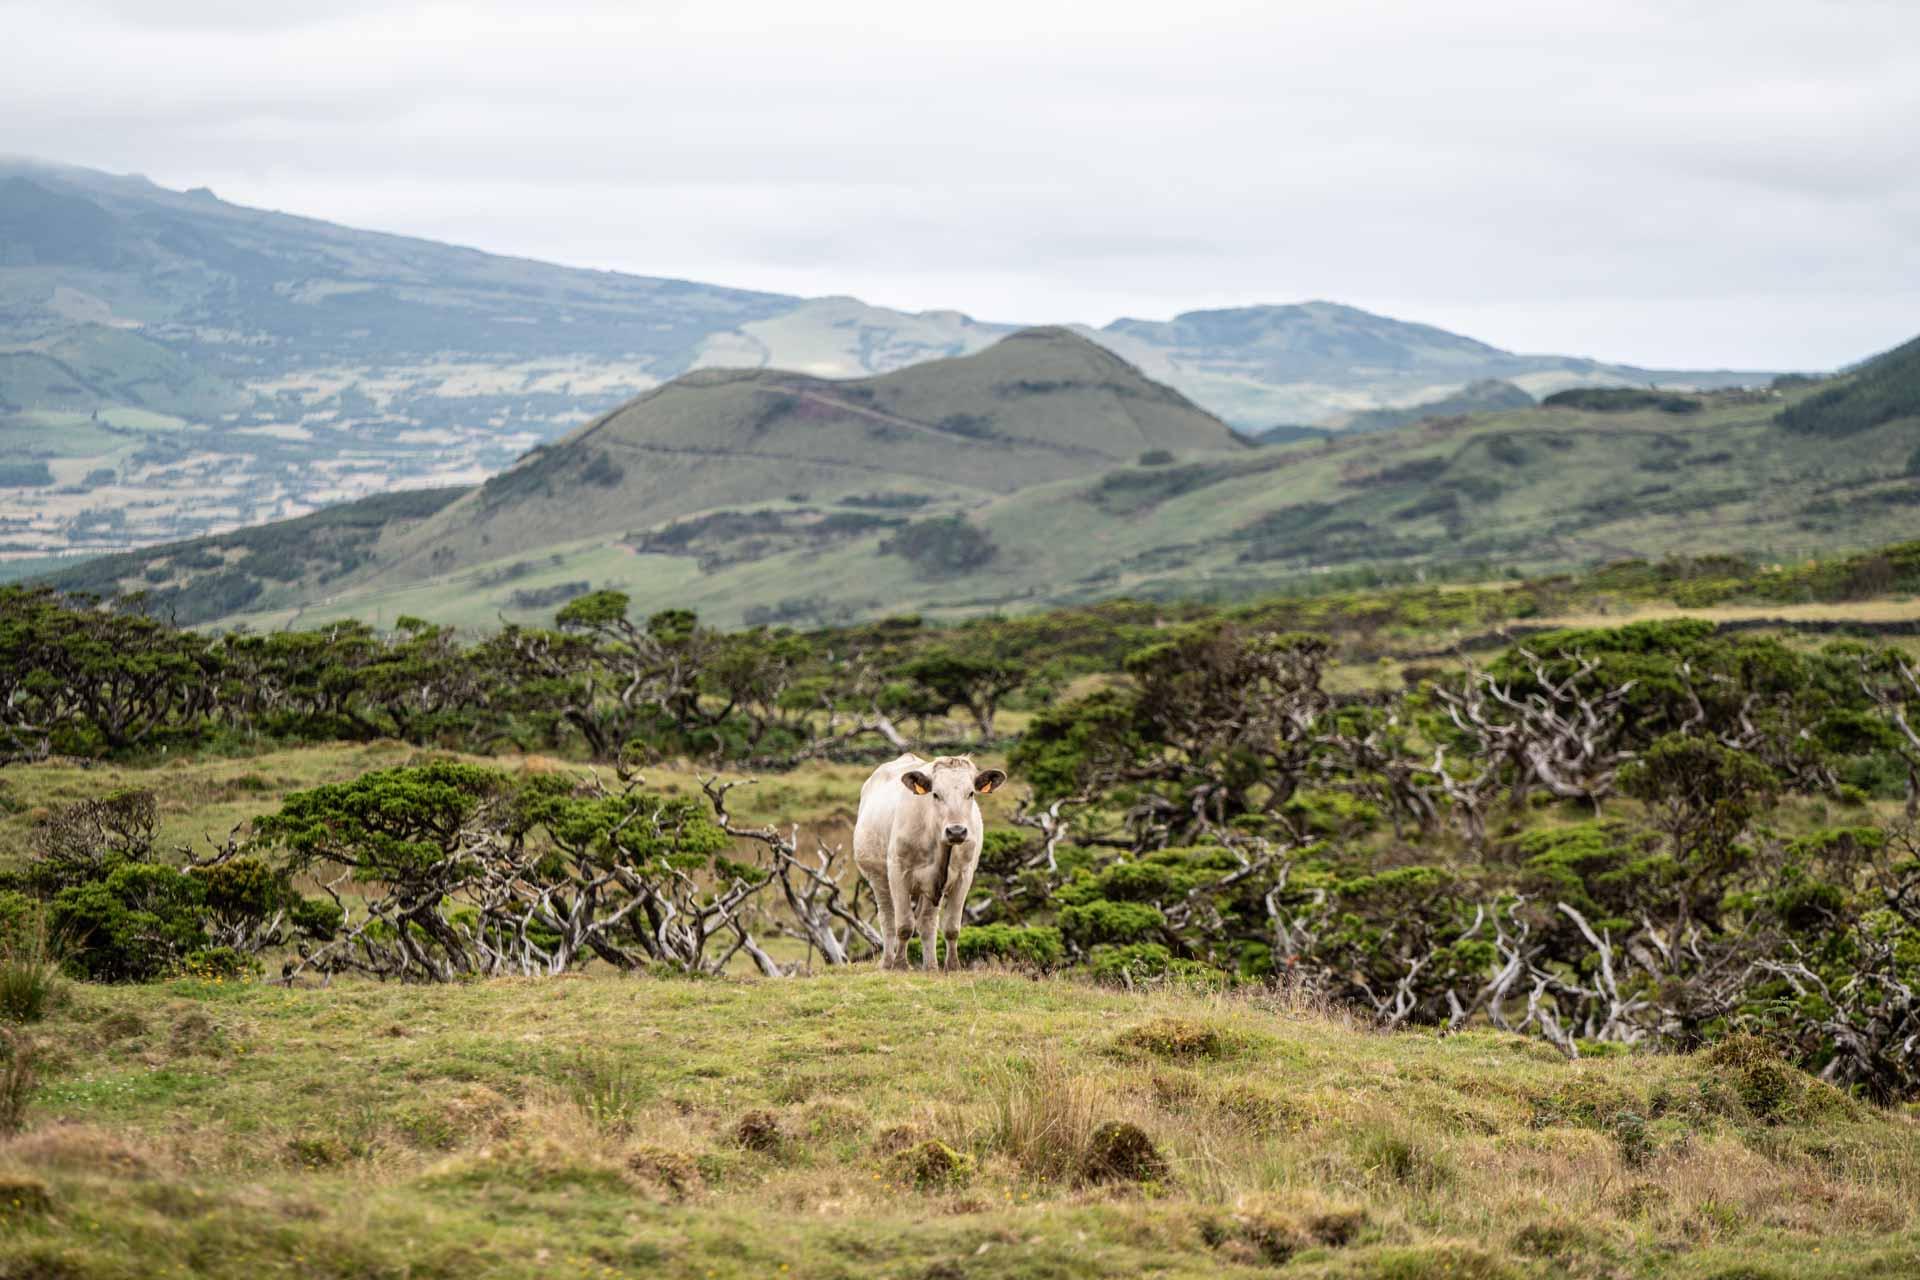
[9,969,1919,1279]
[176,378,1920,633]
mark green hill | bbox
[40,330,1920,631]
[1778,331,1920,438]
[305,328,1243,604]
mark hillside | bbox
[1778,330,1920,438]
[53,329,1906,632]
[46,329,1260,623]
[1319,378,1537,434]
[2,159,1778,560]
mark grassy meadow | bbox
[3,732,1919,1279]
[5,965,1918,1278]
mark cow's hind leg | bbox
[869,875,896,968]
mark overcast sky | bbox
[3,0,1915,369]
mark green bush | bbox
[1059,899,1164,950]
[49,862,213,982]
[1543,387,1702,414]
[955,924,1064,970]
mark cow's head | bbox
[901,757,1006,846]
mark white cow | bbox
[852,753,1006,970]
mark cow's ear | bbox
[902,770,933,796]
[974,768,1007,795]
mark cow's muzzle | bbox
[942,824,970,844]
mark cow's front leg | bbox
[938,862,973,972]
[886,863,914,971]
[918,899,939,973]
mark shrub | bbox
[1059,899,1164,949]
[954,924,1064,970]
[1543,387,1702,414]
[877,515,997,577]
[50,862,212,982]
[0,462,53,487]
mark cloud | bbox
[1,0,1914,368]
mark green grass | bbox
[6,969,1917,1278]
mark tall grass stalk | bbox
[0,910,62,1025]
[0,1029,37,1136]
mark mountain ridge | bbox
[2,158,1780,561]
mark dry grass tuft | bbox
[1117,1016,1232,1061]
[0,912,61,1026]
[1,1123,154,1176]
[166,1008,222,1057]
[983,1056,1117,1181]
[874,1123,928,1154]
[439,1083,515,1144]
[626,1145,704,1199]
[0,1031,37,1137]
[0,1173,53,1219]
[1197,1194,1368,1265]
[732,1108,784,1153]
[891,1139,974,1190]
[94,1009,149,1045]
[1081,1121,1167,1184]
[798,1097,868,1141]
[1353,1125,1454,1192]
[1703,1034,1859,1124]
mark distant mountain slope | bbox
[1778,332,1920,438]
[2,158,1780,560]
[1086,302,1770,427]
[0,161,791,362]
[45,332,1917,632]
[1317,378,1536,434]
[44,485,470,622]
